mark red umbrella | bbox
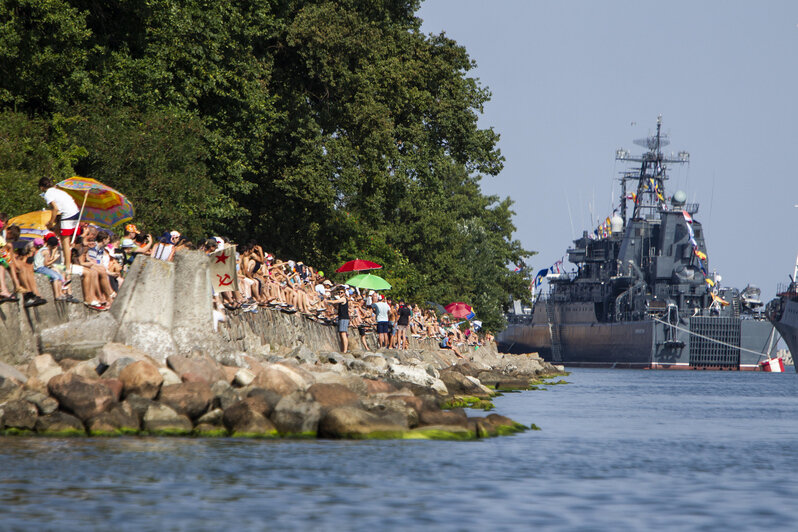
[445,302,475,319]
[336,259,382,273]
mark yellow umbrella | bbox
[7,211,53,240]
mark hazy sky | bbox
[419,0,798,302]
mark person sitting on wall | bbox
[440,331,464,359]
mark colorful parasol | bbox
[444,302,475,320]
[345,273,392,290]
[56,176,135,229]
[336,259,383,273]
[7,211,53,241]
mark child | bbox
[34,237,78,302]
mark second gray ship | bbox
[498,117,777,369]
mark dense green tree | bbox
[0,0,533,331]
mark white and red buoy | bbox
[759,357,785,372]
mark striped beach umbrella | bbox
[56,176,135,229]
[7,211,52,241]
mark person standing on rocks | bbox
[371,294,391,348]
[330,287,351,353]
[396,300,412,349]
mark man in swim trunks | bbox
[39,177,80,272]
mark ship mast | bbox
[616,115,690,225]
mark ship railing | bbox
[776,282,798,299]
[683,203,699,214]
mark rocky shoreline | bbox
[0,342,564,440]
[1,252,564,440]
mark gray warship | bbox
[765,259,798,371]
[498,117,778,369]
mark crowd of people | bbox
[0,178,494,354]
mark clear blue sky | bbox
[419,0,798,302]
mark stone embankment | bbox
[0,252,565,440]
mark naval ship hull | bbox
[768,298,798,372]
[498,303,776,370]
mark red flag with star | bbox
[210,245,238,293]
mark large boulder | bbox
[233,368,255,387]
[158,382,213,420]
[252,365,310,396]
[318,406,406,439]
[48,373,116,421]
[142,404,192,434]
[360,396,416,428]
[364,379,397,395]
[26,354,62,384]
[245,388,282,417]
[386,363,448,396]
[439,368,491,397]
[270,392,322,436]
[99,357,136,379]
[1,400,38,430]
[119,360,163,399]
[88,403,140,435]
[65,359,102,380]
[419,408,468,428]
[307,383,360,410]
[122,394,157,424]
[166,354,226,385]
[34,412,85,436]
[310,372,368,395]
[222,400,278,437]
[158,367,182,386]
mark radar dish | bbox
[633,136,670,149]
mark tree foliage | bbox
[0,0,534,330]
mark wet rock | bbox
[318,406,406,439]
[408,424,475,440]
[222,400,278,437]
[439,368,491,397]
[88,403,140,435]
[122,394,157,424]
[158,367,182,386]
[360,396,416,428]
[158,382,214,420]
[197,408,224,426]
[26,354,62,384]
[1,400,38,430]
[48,373,116,421]
[35,412,86,436]
[307,383,360,410]
[270,392,322,436]
[119,360,163,399]
[166,354,225,385]
[211,381,241,411]
[194,423,228,436]
[142,404,192,434]
[419,408,468,428]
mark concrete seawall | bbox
[1,252,500,365]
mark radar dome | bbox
[672,190,687,206]
[610,214,623,234]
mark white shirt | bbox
[315,284,326,297]
[372,301,390,322]
[44,188,79,218]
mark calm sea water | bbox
[2,368,798,531]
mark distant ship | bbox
[498,117,778,369]
[765,257,798,372]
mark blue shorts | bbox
[377,321,390,334]
[35,266,64,282]
[337,319,349,333]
